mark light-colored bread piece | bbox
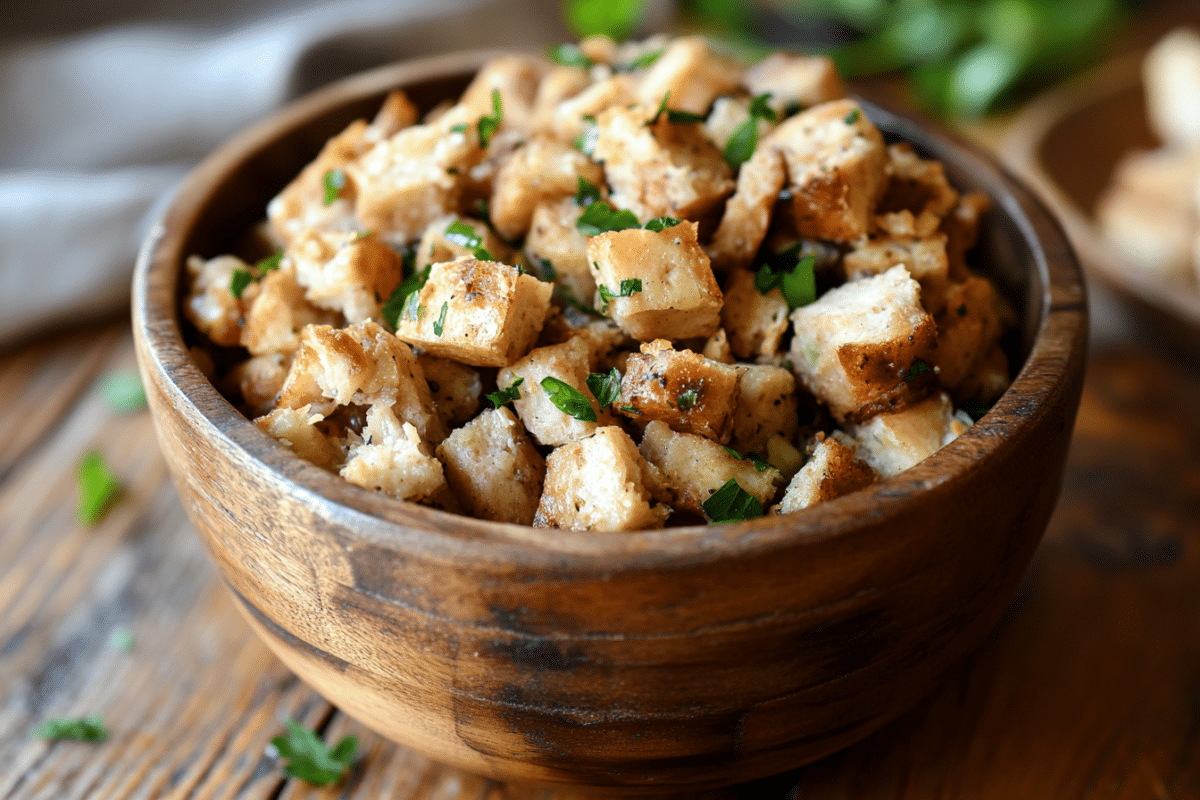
[766,99,889,242]
[788,265,936,423]
[636,36,742,116]
[366,90,420,143]
[524,198,596,304]
[266,119,369,246]
[851,392,971,478]
[1144,27,1200,147]
[240,268,340,356]
[720,267,790,359]
[701,328,734,364]
[534,426,671,531]
[878,143,959,219]
[489,136,605,241]
[774,435,877,513]
[619,339,741,442]
[417,355,481,426]
[941,191,991,280]
[393,257,552,367]
[742,53,847,117]
[340,405,446,503]
[256,404,341,472]
[708,145,788,271]
[498,336,612,447]
[537,312,632,367]
[414,213,515,272]
[289,230,405,325]
[587,221,723,341]
[729,363,798,454]
[459,54,549,134]
[530,65,592,133]
[551,74,639,144]
[229,353,291,417]
[437,407,544,525]
[184,254,253,347]
[843,234,949,286]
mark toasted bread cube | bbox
[240,268,341,356]
[636,36,742,116]
[588,221,723,341]
[489,136,606,241]
[701,328,734,364]
[367,90,420,142]
[852,392,970,478]
[289,231,405,324]
[930,276,1009,392]
[266,119,369,245]
[767,99,888,242]
[775,436,877,513]
[619,340,740,442]
[256,404,341,472]
[417,355,482,426]
[551,74,639,144]
[789,265,936,423]
[954,341,1010,406]
[742,53,847,117]
[415,214,515,272]
[878,143,959,219]
[720,268,790,359]
[460,55,548,134]
[843,235,949,286]
[941,191,991,280]
[229,353,291,417]
[498,336,612,447]
[530,65,592,133]
[708,145,788,272]
[638,420,782,515]
[436,407,545,525]
[533,426,670,531]
[184,254,253,347]
[730,364,798,454]
[593,105,735,223]
[340,405,446,502]
[393,257,552,367]
[525,198,596,303]
[1144,28,1200,147]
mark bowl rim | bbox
[134,48,1087,570]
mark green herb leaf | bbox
[903,358,930,382]
[643,216,681,232]
[554,285,604,317]
[565,0,644,40]
[444,220,483,249]
[477,89,503,149]
[616,48,664,71]
[534,257,557,282]
[322,168,346,206]
[677,388,699,410]
[77,451,121,525]
[450,123,468,134]
[229,269,255,299]
[271,720,357,787]
[473,246,495,262]
[617,403,642,415]
[99,370,147,413]
[381,266,430,330]
[549,43,595,68]
[748,92,778,122]
[486,377,524,409]
[575,176,602,207]
[540,376,597,422]
[403,292,424,323]
[844,107,861,125]
[597,278,641,313]
[723,117,758,170]
[720,445,770,472]
[36,715,107,743]
[433,302,449,336]
[109,627,134,652]
[576,201,640,236]
[646,93,669,126]
[702,478,763,523]
[779,253,817,309]
[586,368,622,409]
[255,251,284,273]
[667,108,705,124]
[574,115,599,155]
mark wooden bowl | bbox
[1002,53,1200,358]
[132,51,1087,793]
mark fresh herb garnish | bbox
[723,93,779,169]
[77,451,121,525]
[322,168,346,206]
[450,123,468,134]
[574,115,599,155]
[109,627,134,652]
[533,257,557,282]
[473,246,495,262]
[646,92,705,126]
[755,251,816,310]
[36,715,107,743]
[229,269,255,299]
[720,446,770,472]
[676,389,698,410]
[99,370,147,413]
[540,376,597,422]
[844,107,861,125]
[643,216,681,232]
[549,43,594,68]
[616,49,663,72]
[486,377,524,408]
[477,89,503,149]
[702,478,763,523]
[271,720,358,787]
[403,292,424,323]
[433,302,449,336]
[575,176,602,207]
[903,359,930,382]
[255,251,284,273]
[586,368,622,409]
[444,220,483,249]
[617,403,641,415]
[565,0,643,40]
[576,202,640,236]
[597,278,642,313]
[381,266,430,329]
[554,285,604,317]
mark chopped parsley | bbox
[444,219,483,249]
[549,43,594,68]
[477,89,503,149]
[597,278,642,313]
[432,302,449,336]
[616,48,663,71]
[574,176,602,207]
[533,257,557,282]
[903,359,930,382]
[586,368,622,409]
[255,251,284,273]
[576,201,639,236]
[755,250,816,310]
[402,292,424,323]
[723,446,771,472]
[617,403,641,415]
[229,268,255,299]
[381,266,430,329]
[574,115,599,155]
[322,168,346,206]
[844,107,861,125]
[723,93,779,170]
[486,377,524,408]
[702,478,763,523]
[473,246,494,262]
[271,720,358,787]
[36,715,107,743]
[77,451,121,525]
[565,0,642,40]
[646,92,705,126]
[643,216,681,232]
[99,370,147,413]
[450,123,468,134]
[677,388,699,410]
[540,377,597,422]
[109,627,134,652]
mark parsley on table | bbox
[540,377,597,422]
[549,43,594,68]
[433,302,449,336]
[229,268,255,299]
[586,368,622,409]
[36,715,107,742]
[723,93,779,169]
[322,168,346,206]
[575,176,602,207]
[381,266,430,330]
[643,216,681,232]
[486,377,524,409]
[99,370,147,413]
[755,250,816,310]
[576,201,639,236]
[271,720,358,787]
[597,278,642,313]
[702,478,763,523]
[903,359,930,382]
[677,389,699,410]
[477,89,503,149]
[565,0,643,40]
[77,451,121,525]
[109,627,135,652]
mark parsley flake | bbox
[381,266,430,330]
[616,49,663,71]
[36,715,107,743]
[322,168,346,206]
[444,220,483,249]
[724,93,778,169]
[677,388,699,410]
[702,478,763,523]
[720,445,771,472]
[549,43,594,68]
[844,107,861,125]
[574,115,599,155]
[586,368,622,409]
[534,257,557,282]
[271,720,358,787]
[755,250,816,310]
[255,251,284,273]
[109,627,134,652]
[433,301,449,336]
[617,403,641,415]
[229,269,255,299]
[450,123,468,134]
[903,359,930,382]
[77,451,121,525]
[575,176,602,207]
[597,278,642,313]
[540,376,597,422]
[643,216,681,232]
[486,377,524,408]
[646,92,706,126]
[99,370,147,413]
[576,201,639,236]
[477,89,503,149]
[473,246,495,262]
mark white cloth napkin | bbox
[0,0,567,346]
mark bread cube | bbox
[366,90,420,143]
[538,312,632,368]
[852,392,971,478]
[1144,27,1200,147]
[708,145,788,271]
[720,267,790,359]
[702,95,778,152]
[550,74,638,144]
[619,340,740,442]
[729,364,798,454]
[256,404,341,472]
[488,136,605,241]
[530,65,592,133]
[289,230,405,324]
[393,257,552,367]
[953,341,1011,406]
[340,405,446,503]
[843,234,949,286]
[415,214,514,273]
[436,407,545,525]
[775,435,876,513]
[524,198,596,304]
[230,353,290,417]
[185,254,257,347]
[878,143,959,219]
[533,426,670,531]
[266,119,369,246]
[766,99,888,242]
[587,221,723,341]
[460,55,548,134]
[742,53,847,117]
[240,268,341,356]
[789,265,936,423]
[636,36,742,116]
[497,336,612,447]
[701,328,734,364]
[417,355,481,426]
[940,192,991,280]
[931,277,1010,393]
[638,420,782,516]
[592,105,735,222]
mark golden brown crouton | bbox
[708,145,788,271]
[534,426,671,531]
[843,234,949,286]
[702,95,778,153]
[524,198,596,304]
[498,336,613,447]
[256,404,342,472]
[184,254,252,347]
[417,355,482,426]
[941,191,991,280]
[636,36,743,116]
[930,277,1010,394]
[393,257,552,367]
[720,267,790,359]
[619,340,741,442]
[240,268,341,357]
[550,74,639,144]
[851,392,971,478]
[587,221,724,341]
[530,65,592,133]
[729,364,798,454]
[414,213,514,272]
[266,120,369,246]
[437,407,545,525]
[742,53,847,117]
[460,55,548,134]
[774,435,876,513]
[877,143,959,219]
[489,136,605,241]
[289,230,405,324]
[340,404,446,502]
[701,328,735,364]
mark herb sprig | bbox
[271,720,358,787]
[36,715,107,743]
[702,478,763,523]
[540,377,597,422]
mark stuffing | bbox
[635,36,743,116]
[497,336,613,446]
[415,214,515,272]
[489,135,605,241]
[618,339,741,442]
[729,363,798,454]
[417,355,482,426]
[524,197,597,304]
[340,404,446,502]
[774,435,877,513]
[184,254,252,347]
[708,144,788,272]
[240,268,341,356]
[256,404,342,472]
[719,267,790,360]
[851,392,971,478]
[289,230,406,324]
[437,407,544,525]
[742,53,847,117]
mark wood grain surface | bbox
[1,313,1197,799]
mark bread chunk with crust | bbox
[460,55,548,134]
[184,255,252,347]
[489,136,605,241]
[720,267,790,359]
[550,74,638,144]
[775,435,876,513]
[498,336,613,447]
[708,145,788,272]
[636,36,742,116]
[534,426,670,531]
[524,198,595,304]
[256,404,341,472]
[240,268,340,357]
[393,257,552,367]
[340,405,446,502]
[417,355,481,426]
[415,214,514,272]
[742,53,847,117]
[437,407,544,525]
[843,234,949,286]
[851,392,970,478]
[729,363,798,454]
[289,230,405,324]
[619,340,740,442]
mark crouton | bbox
[742,53,847,117]
[702,95,778,152]
[766,99,889,242]
[415,214,515,273]
[587,221,724,341]
[289,230,405,324]
[953,341,1011,406]
[729,363,798,454]
[1143,27,1200,147]
[266,120,369,246]
[240,268,341,356]
[775,435,876,513]
[929,277,1008,392]
[537,312,632,367]
[256,404,342,472]
[489,136,605,241]
[843,234,950,286]
[638,420,782,516]
[184,254,252,347]
[417,355,481,426]
[851,392,971,478]
[393,257,552,367]
[533,426,670,531]
[636,36,743,116]
[437,407,545,525]
[230,352,291,417]
[460,55,548,134]
[941,192,991,280]
[340,405,446,502]
[619,340,740,442]
[498,336,613,446]
[530,65,592,133]
[788,265,936,423]
[366,90,420,143]
[708,145,788,271]
[701,328,734,364]
[525,198,596,304]
[877,143,959,219]
[592,105,735,222]
[720,267,790,359]
[550,74,639,144]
